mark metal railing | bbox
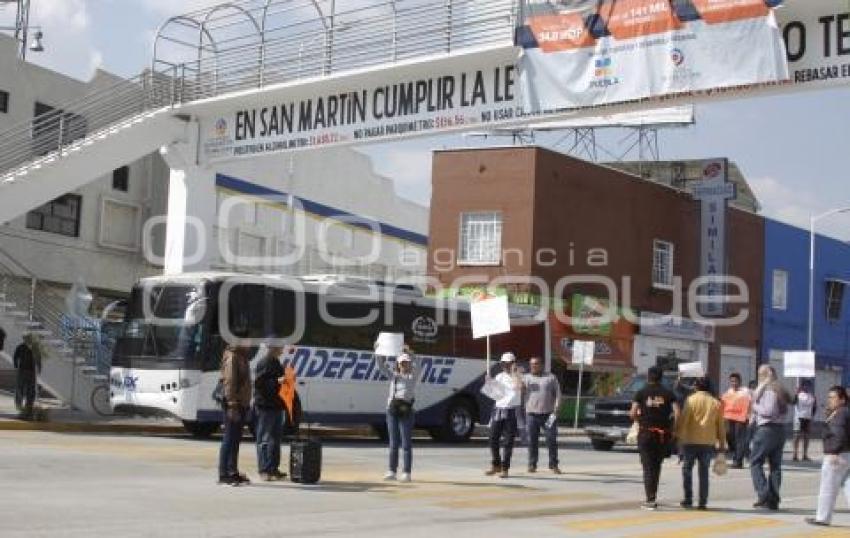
[0,247,112,375]
[0,0,518,182]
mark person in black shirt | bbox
[0,325,6,352]
[13,334,41,419]
[630,366,680,510]
[253,344,287,481]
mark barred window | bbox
[772,270,788,310]
[826,280,845,322]
[459,212,502,265]
[652,240,674,288]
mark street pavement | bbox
[0,428,846,537]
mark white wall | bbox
[0,34,169,294]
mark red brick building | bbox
[427,146,763,386]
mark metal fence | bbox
[0,0,519,183]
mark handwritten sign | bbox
[784,351,815,378]
[375,332,404,357]
[471,296,510,339]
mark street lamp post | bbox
[807,207,850,351]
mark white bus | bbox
[109,273,549,441]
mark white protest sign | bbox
[679,362,706,378]
[480,377,507,402]
[784,351,815,378]
[572,340,595,366]
[471,296,510,339]
[375,332,404,357]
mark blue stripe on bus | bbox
[215,173,429,246]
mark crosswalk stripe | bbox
[629,517,786,538]
[564,510,720,532]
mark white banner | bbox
[781,0,850,90]
[518,0,789,110]
[784,351,816,378]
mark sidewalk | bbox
[0,390,184,435]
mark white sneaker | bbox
[399,472,411,483]
[383,471,397,481]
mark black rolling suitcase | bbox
[290,438,322,484]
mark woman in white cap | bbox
[484,352,524,478]
[376,347,419,482]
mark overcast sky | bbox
[2,0,848,240]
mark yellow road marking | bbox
[437,492,606,510]
[565,510,720,532]
[630,517,785,538]
[387,485,542,500]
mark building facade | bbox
[762,218,850,418]
[427,146,764,387]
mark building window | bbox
[26,194,82,237]
[459,212,502,265]
[652,240,674,288]
[112,166,129,192]
[772,269,788,310]
[0,90,8,113]
[826,280,845,322]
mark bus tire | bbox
[182,420,220,438]
[430,398,476,443]
[282,394,303,437]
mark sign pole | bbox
[486,335,491,377]
[573,359,584,430]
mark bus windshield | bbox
[114,283,205,363]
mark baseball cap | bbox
[500,352,516,363]
[397,353,412,363]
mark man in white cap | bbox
[484,352,524,478]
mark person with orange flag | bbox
[253,344,288,482]
[721,373,752,469]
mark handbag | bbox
[626,422,639,444]
[712,456,728,476]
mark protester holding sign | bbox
[806,386,850,527]
[377,346,419,483]
[721,373,752,469]
[793,382,817,462]
[483,352,523,479]
[750,365,792,511]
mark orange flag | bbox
[278,365,297,424]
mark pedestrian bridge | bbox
[0,0,522,225]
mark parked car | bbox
[583,374,685,451]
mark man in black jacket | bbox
[806,385,850,527]
[254,345,286,481]
[14,334,41,419]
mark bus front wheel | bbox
[429,398,476,443]
[182,420,220,438]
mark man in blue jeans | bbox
[523,357,562,474]
[750,365,791,510]
[253,344,287,481]
[676,377,726,509]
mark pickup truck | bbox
[583,374,682,451]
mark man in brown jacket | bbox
[218,344,253,486]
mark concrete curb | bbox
[0,418,186,435]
